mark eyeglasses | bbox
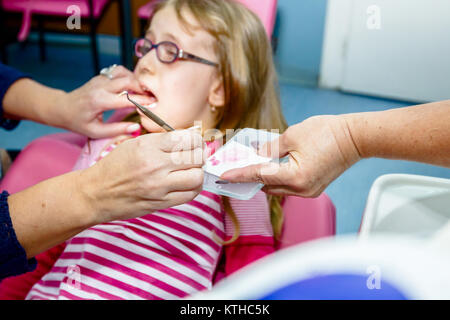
[134,38,218,67]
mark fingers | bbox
[220,164,263,183]
[167,148,205,170]
[92,73,154,111]
[109,65,133,79]
[133,132,205,172]
[261,186,299,197]
[110,75,143,94]
[166,168,204,192]
[105,92,155,111]
[159,130,204,153]
[100,68,155,110]
[163,190,202,208]
[96,65,138,90]
[87,122,141,139]
[220,164,266,183]
[262,185,322,198]
[221,161,290,185]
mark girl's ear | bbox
[208,74,225,108]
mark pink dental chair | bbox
[0,0,117,73]
[137,0,278,38]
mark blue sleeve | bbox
[0,63,30,130]
[0,191,37,280]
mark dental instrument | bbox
[120,91,175,132]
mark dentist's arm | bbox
[348,102,450,166]
[3,130,204,267]
[221,101,450,197]
[1,65,153,138]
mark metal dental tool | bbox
[120,91,175,132]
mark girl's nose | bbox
[137,49,157,76]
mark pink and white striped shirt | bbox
[26,134,275,300]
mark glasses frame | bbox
[134,38,218,67]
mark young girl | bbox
[24,0,288,300]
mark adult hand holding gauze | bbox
[221,103,450,198]
[204,128,286,200]
[221,116,361,198]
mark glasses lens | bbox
[157,42,179,63]
[135,39,152,58]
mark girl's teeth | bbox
[145,102,158,109]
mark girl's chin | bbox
[140,117,166,133]
[137,109,167,133]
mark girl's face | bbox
[134,5,224,133]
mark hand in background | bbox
[62,65,154,138]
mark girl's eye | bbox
[167,49,177,56]
[160,43,178,61]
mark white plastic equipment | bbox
[360,174,450,239]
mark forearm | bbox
[7,170,97,259]
[2,78,67,127]
[345,101,450,167]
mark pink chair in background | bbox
[236,0,277,38]
[0,133,86,195]
[0,0,116,73]
[137,0,277,38]
[137,0,157,35]
[277,194,336,250]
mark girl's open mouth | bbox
[142,89,158,109]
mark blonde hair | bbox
[136,0,288,242]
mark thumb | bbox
[88,122,141,139]
[106,92,155,111]
[258,135,289,159]
[220,161,286,185]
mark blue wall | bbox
[274,0,328,86]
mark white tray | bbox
[360,174,450,239]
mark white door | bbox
[320,0,450,103]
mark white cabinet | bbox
[320,0,450,103]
